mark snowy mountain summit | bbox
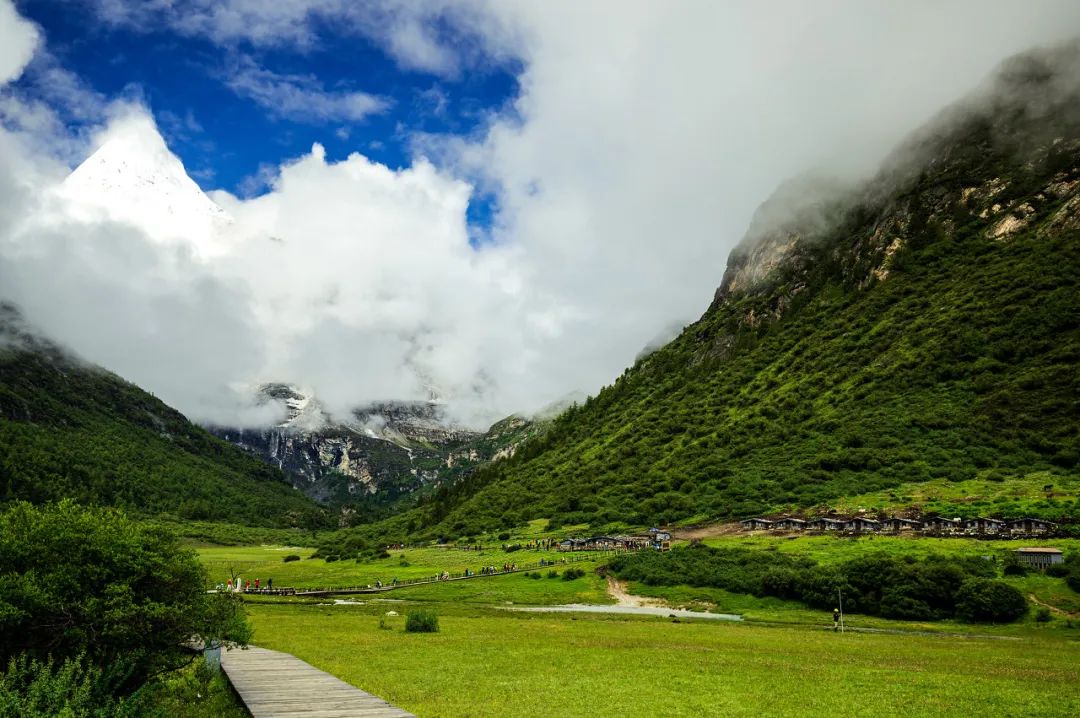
[57,112,234,259]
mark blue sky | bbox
[12,0,519,212]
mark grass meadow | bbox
[243,600,1080,718]
[198,533,1080,717]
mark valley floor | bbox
[197,534,1080,717]
[243,601,1080,718]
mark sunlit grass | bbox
[245,601,1080,718]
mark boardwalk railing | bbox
[221,552,615,597]
[290,553,604,596]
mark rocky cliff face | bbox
[209,384,543,510]
[710,42,1080,334]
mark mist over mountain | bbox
[4,1,1080,434]
[354,42,1080,540]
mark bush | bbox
[1002,555,1028,576]
[1035,607,1053,623]
[497,532,511,541]
[0,652,149,717]
[405,611,440,633]
[528,572,543,580]
[547,570,560,579]
[954,579,1028,623]
[562,568,586,581]
[1045,563,1069,578]
[283,554,301,563]
[0,501,250,696]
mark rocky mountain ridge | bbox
[209,383,542,514]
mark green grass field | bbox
[244,601,1080,718]
[197,543,608,599]
[200,533,1080,717]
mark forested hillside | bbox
[0,305,323,527]
[361,45,1080,541]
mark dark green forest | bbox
[0,309,323,528]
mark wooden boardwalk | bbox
[221,646,416,718]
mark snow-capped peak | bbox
[55,111,234,259]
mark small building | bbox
[773,518,807,531]
[881,517,922,532]
[964,517,1006,535]
[648,527,673,542]
[844,517,881,533]
[558,538,585,552]
[1015,547,1064,569]
[1008,518,1056,535]
[923,517,962,534]
[807,517,846,531]
[740,518,775,531]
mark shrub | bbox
[954,579,1028,623]
[0,652,149,717]
[1002,554,1028,576]
[547,570,560,579]
[1035,607,1053,623]
[1045,563,1069,578]
[497,532,511,541]
[405,611,440,633]
[283,554,301,563]
[529,572,543,580]
[0,501,250,696]
[562,568,586,581]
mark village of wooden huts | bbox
[739,516,1056,536]
[558,527,672,552]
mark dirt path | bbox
[672,522,742,540]
[606,576,666,608]
[1028,593,1080,619]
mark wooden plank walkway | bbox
[221,646,416,718]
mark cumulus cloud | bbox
[4,1,1080,431]
[223,57,391,123]
[0,0,37,84]
[83,0,519,77]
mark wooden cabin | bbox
[881,517,922,532]
[844,517,881,532]
[807,518,846,531]
[740,518,775,531]
[1015,547,1063,569]
[1008,518,1055,535]
[923,517,962,534]
[964,517,1006,535]
[773,518,807,531]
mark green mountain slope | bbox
[0,305,322,526]
[389,45,1080,539]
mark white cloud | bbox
[4,0,1080,432]
[0,0,38,84]
[223,57,390,123]
[83,0,517,77]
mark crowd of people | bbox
[216,576,274,592]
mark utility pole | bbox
[838,588,845,633]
